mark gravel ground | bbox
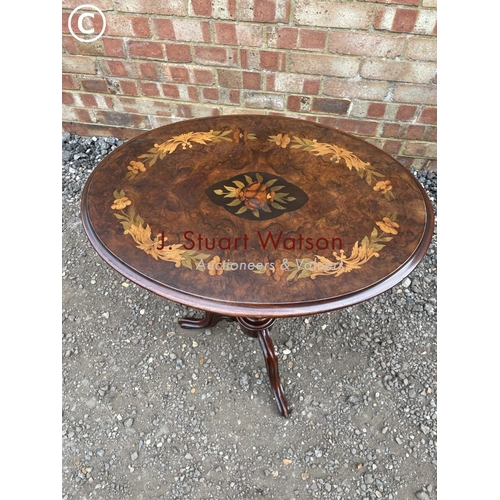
[62,132,437,500]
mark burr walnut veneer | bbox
[81,115,434,417]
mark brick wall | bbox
[62,0,437,170]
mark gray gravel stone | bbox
[62,133,437,500]
[416,490,431,500]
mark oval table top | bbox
[81,115,434,318]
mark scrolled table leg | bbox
[178,310,236,330]
[237,317,290,418]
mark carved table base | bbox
[179,311,289,418]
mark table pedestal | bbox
[178,312,289,418]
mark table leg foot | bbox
[237,318,290,418]
[178,311,235,330]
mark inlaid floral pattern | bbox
[111,190,210,270]
[287,136,395,198]
[112,125,401,281]
[207,172,309,220]
[281,215,399,281]
[121,130,233,178]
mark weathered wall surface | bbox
[62,0,437,170]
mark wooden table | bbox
[81,115,434,417]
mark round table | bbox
[81,115,434,417]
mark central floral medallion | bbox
[206,172,309,220]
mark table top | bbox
[81,115,434,317]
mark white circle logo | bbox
[68,4,106,43]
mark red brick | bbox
[79,93,98,108]
[177,104,193,118]
[62,92,74,106]
[76,108,92,122]
[287,95,302,112]
[214,23,237,45]
[165,44,191,62]
[229,90,240,104]
[198,46,229,64]
[62,122,144,141]
[115,96,139,113]
[240,50,248,68]
[367,103,386,118]
[103,38,125,58]
[107,60,129,77]
[382,140,403,155]
[66,7,105,38]
[243,72,261,90]
[254,0,277,22]
[404,125,425,140]
[140,82,160,97]
[418,106,437,124]
[424,126,437,142]
[298,29,327,51]
[152,19,175,39]
[62,12,70,33]
[392,9,418,33]
[383,123,402,138]
[63,106,92,123]
[150,100,174,116]
[63,36,104,57]
[241,50,284,71]
[312,98,350,115]
[264,73,274,90]
[163,65,190,83]
[62,74,79,90]
[190,0,212,16]
[303,79,320,95]
[139,62,159,80]
[394,157,415,169]
[162,84,180,99]
[318,117,378,136]
[81,78,109,93]
[119,80,138,96]
[269,27,298,49]
[194,46,237,66]
[202,88,219,101]
[132,17,151,38]
[218,69,242,88]
[260,51,285,71]
[373,8,390,31]
[396,105,417,121]
[402,141,436,157]
[188,86,200,101]
[128,41,164,60]
[193,68,215,85]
